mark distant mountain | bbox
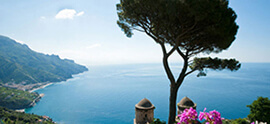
[0,35,88,87]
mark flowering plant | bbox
[198,108,222,124]
[177,107,198,124]
[177,108,256,124]
[177,108,223,124]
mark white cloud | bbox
[40,16,46,19]
[76,11,84,16]
[86,44,101,49]
[55,9,84,19]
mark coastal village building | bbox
[177,96,197,115]
[134,98,155,124]
[134,97,197,123]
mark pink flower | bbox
[199,112,205,120]
[198,108,222,124]
[178,107,198,123]
[199,108,207,121]
[178,108,223,124]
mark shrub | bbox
[151,118,166,124]
[247,97,270,123]
[232,118,249,124]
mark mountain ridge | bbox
[0,35,88,90]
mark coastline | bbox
[15,82,51,113]
[29,83,53,93]
[20,72,86,113]
[15,93,45,113]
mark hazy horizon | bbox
[1,0,269,66]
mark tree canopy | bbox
[117,0,240,78]
[117,0,238,54]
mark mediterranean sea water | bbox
[25,63,270,124]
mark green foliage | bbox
[0,87,39,110]
[117,0,238,54]
[0,35,88,85]
[247,97,270,123]
[232,118,249,124]
[190,57,241,77]
[117,0,240,78]
[0,107,54,124]
[222,118,249,124]
[150,118,166,124]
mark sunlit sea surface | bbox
[25,63,270,124]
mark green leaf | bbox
[117,21,133,37]
[189,57,241,77]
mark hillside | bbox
[0,35,88,90]
[0,86,41,110]
[0,106,54,124]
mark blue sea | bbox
[25,63,270,124]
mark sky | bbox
[0,0,269,66]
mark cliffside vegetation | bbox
[0,107,54,124]
[0,86,39,110]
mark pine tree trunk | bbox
[168,87,178,124]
